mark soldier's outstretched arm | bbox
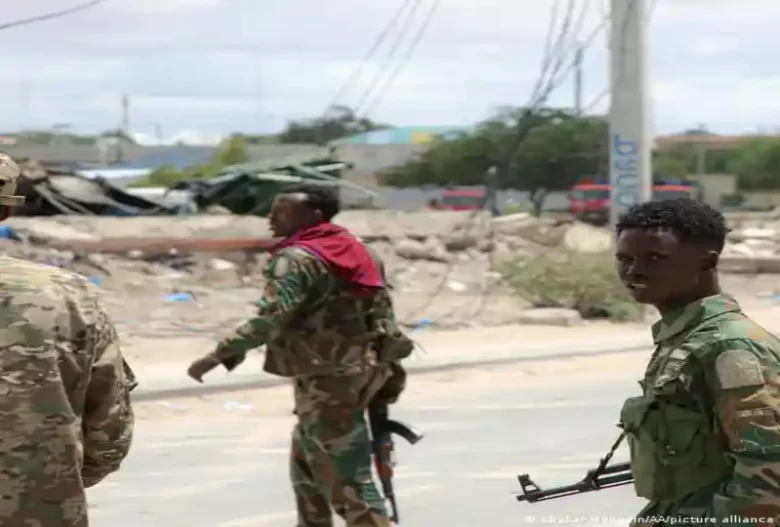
[81,306,138,488]
[702,338,780,523]
[209,250,325,370]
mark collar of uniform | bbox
[650,293,742,344]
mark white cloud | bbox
[1,0,779,141]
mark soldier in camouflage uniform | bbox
[0,153,137,526]
[614,198,780,526]
[187,184,413,527]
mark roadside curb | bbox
[131,343,649,403]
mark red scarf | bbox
[271,222,384,295]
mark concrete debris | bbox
[513,308,583,327]
[12,158,174,216]
[562,223,613,253]
[1,208,779,338]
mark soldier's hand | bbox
[187,355,221,383]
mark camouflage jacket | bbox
[626,293,780,525]
[0,255,137,526]
[211,245,410,377]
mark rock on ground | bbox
[2,210,780,371]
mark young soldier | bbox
[187,184,412,527]
[0,153,137,526]
[615,198,780,526]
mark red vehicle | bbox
[428,189,485,211]
[568,179,702,223]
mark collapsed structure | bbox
[9,153,375,217]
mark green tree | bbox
[214,134,250,165]
[729,137,780,190]
[129,134,251,187]
[653,149,690,179]
[652,142,737,177]
[278,105,390,144]
[378,107,607,196]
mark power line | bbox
[321,0,417,112]
[401,1,588,324]
[465,0,605,320]
[528,2,582,111]
[581,0,657,114]
[0,0,109,32]
[347,0,427,116]
[358,0,441,116]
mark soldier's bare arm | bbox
[210,250,328,370]
[81,307,137,488]
[703,338,780,523]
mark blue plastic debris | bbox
[87,276,102,287]
[412,318,432,331]
[0,224,18,240]
[164,292,194,302]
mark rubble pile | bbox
[1,209,780,331]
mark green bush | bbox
[499,250,643,321]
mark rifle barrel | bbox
[516,466,634,503]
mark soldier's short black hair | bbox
[281,183,341,221]
[615,198,728,253]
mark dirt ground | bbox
[112,273,780,370]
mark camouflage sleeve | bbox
[81,306,137,488]
[366,243,391,289]
[701,338,780,524]
[210,250,323,370]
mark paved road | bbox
[88,361,648,526]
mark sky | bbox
[2,0,780,144]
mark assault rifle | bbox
[516,431,634,503]
[367,403,424,524]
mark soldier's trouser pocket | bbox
[620,396,731,501]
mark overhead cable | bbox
[0,0,109,32]
[357,0,441,116]
[322,0,417,111]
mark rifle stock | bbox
[515,431,633,503]
[367,403,424,524]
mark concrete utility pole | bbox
[117,94,130,162]
[608,0,652,231]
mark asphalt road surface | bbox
[88,354,649,526]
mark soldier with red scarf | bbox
[187,184,412,527]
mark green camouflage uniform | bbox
[621,294,780,526]
[211,246,412,527]
[0,150,137,527]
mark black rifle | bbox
[367,403,424,524]
[516,431,634,503]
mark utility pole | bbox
[574,44,583,115]
[121,94,129,134]
[608,0,652,231]
[117,94,129,163]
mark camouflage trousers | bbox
[290,366,394,527]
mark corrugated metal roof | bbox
[115,145,216,169]
[333,126,471,145]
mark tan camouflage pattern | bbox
[0,255,136,526]
[209,242,407,526]
[0,152,25,206]
[629,294,780,526]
